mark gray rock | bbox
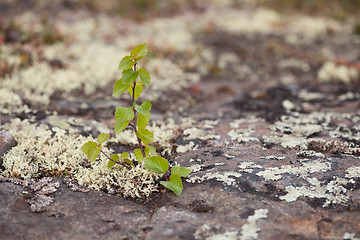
[0,131,16,169]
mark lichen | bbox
[345,166,360,179]
[187,171,242,186]
[240,209,269,240]
[279,176,350,207]
[228,128,259,143]
[183,127,220,141]
[256,160,331,181]
[343,232,360,240]
[318,61,359,84]
[207,231,239,240]
[177,141,199,153]
[1,119,160,198]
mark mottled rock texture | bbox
[1,1,360,240]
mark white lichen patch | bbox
[229,117,264,129]
[263,111,360,150]
[176,141,199,153]
[202,120,219,129]
[187,171,242,186]
[228,128,259,143]
[296,150,325,159]
[76,159,160,198]
[318,62,359,84]
[145,58,200,94]
[338,92,360,102]
[263,134,305,149]
[260,156,285,160]
[343,232,360,240]
[202,8,281,34]
[0,89,26,114]
[183,127,220,141]
[238,162,263,173]
[1,119,161,198]
[1,42,122,106]
[263,112,324,148]
[298,90,325,101]
[240,209,269,240]
[188,164,204,173]
[206,231,239,240]
[329,125,360,142]
[256,160,331,181]
[345,167,360,179]
[282,99,296,111]
[278,58,310,72]
[0,11,205,110]
[279,176,350,207]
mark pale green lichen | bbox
[177,141,199,153]
[260,155,285,160]
[238,162,262,173]
[279,176,350,207]
[318,61,359,84]
[207,231,239,240]
[345,166,360,179]
[343,232,360,240]
[240,209,269,240]
[144,58,200,94]
[187,171,242,186]
[1,119,160,198]
[183,127,220,141]
[228,128,259,143]
[256,160,331,181]
[264,111,360,150]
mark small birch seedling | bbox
[81,43,191,196]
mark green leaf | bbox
[134,148,144,161]
[111,154,120,161]
[118,55,134,70]
[128,81,143,100]
[113,78,131,96]
[136,128,153,144]
[138,68,150,87]
[97,133,110,145]
[160,173,183,196]
[115,107,134,121]
[121,152,130,159]
[115,119,130,134]
[130,43,148,60]
[114,107,134,134]
[124,159,134,166]
[122,69,139,84]
[171,166,191,177]
[108,154,120,168]
[137,112,150,130]
[81,141,101,162]
[146,145,157,155]
[134,100,151,114]
[144,156,169,174]
[108,160,116,168]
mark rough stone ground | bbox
[1,1,360,240]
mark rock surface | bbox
[0,1,360,240]
[0,131,16,169]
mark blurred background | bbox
[0,0,359,117]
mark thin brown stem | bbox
[100,149,130,170]
[131,62,146,158]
